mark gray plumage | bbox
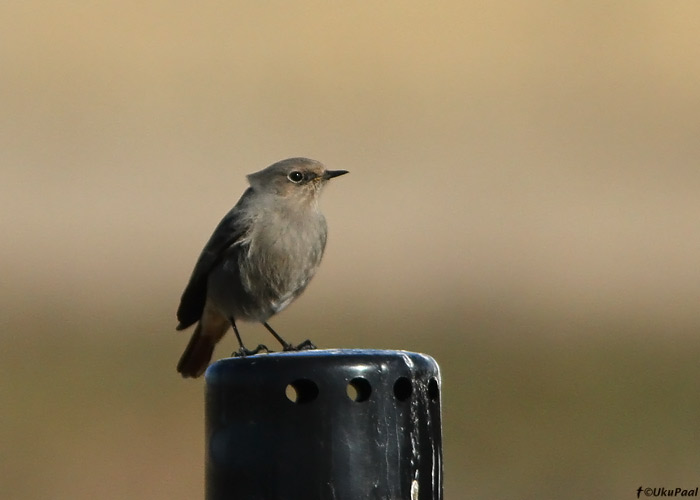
[176,157,348,378]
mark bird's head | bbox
[247,158,348,206]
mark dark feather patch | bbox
[175,189,253,330]
[176,275,208,330]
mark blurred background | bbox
[2,1,699,498]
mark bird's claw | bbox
[283,339,317,352]
[233,344,269,357]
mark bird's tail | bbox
[177,320,228,378]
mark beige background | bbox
[2,2,699,498]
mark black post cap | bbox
[205,349,443,500]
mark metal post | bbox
[205,349,443,500]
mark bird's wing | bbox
[176,189,253,330]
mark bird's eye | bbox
[288,171,304,183]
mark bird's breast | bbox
[239,211,327,299]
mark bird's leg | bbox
[230,317,268,357]
[262,322,316,352]
[262,322,293,350]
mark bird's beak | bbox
[323,170,349,180]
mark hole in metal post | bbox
[428,377,440,402]
[346,377,372,402]
[393,377,413,401]
[285,379,318,404]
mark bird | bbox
[175,157,348,378]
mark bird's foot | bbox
[233,344,269,357]
[283,339,317,352]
